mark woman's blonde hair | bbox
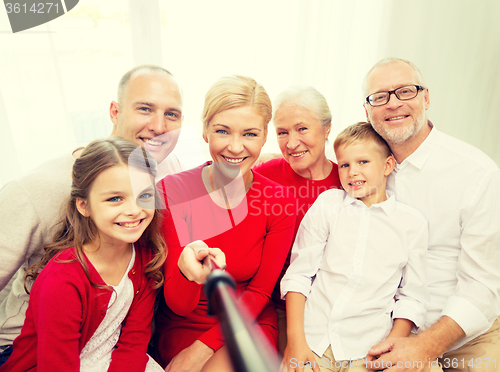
[202,75,272,133]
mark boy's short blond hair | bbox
[334,122,392,158]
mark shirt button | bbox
[135,290,139,295]
[131,269,136,274]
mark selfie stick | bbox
[204,268,280,372]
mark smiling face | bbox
[76,164,155,249]
[274,105,331,179]
[203,105,267,187]
[110,72,183,164]
[364,61,429,146]
[335,140,395,207]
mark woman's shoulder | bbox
[327,160,340,178]
[251,171,295,201]
[157,162,207,201]
[158,162,206,188]
[254,157,286,170]
[252,158,289,179]
[252,170,284,187]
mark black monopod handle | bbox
[204,269,280,372]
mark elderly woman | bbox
[153,76,296,372]
[253,86,341,354]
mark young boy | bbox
[280,122,429,372]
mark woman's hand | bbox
[178,240,226,284]
[164,340,214,372]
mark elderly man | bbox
[0,65,184,366]
[363,58,500,372]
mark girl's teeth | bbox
[291,151,307,157]
[119,221,140,228]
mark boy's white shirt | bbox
[281,189,429,361]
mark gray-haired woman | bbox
[254,86,342,355]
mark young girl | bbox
[0,137,166,372]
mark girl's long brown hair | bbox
[24,137,166,292]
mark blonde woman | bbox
[153,76,296,372]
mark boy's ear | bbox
[76,198,90,217]
[384,155,396,176]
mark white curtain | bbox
[1,0,499,188]
[382,0,500,167]
[0,0,134,186]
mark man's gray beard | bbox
[375,110,427,146]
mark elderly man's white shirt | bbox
[281,189,429,361]
[387,124,500,350]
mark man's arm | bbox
[0,156,73,291]
[0,180,43,290]
[365,169,500,372]
[366,316,465,372]
[440,170,500,337]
